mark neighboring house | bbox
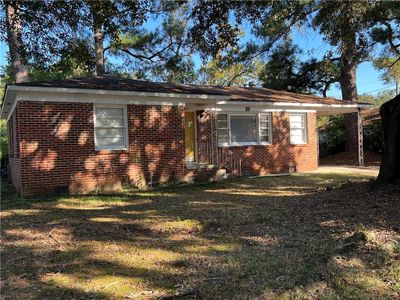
[1,77,371,196]
[362,108,381,133]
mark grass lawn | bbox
[1,171,399,299]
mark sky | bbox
[290,26,392,99]
[0,15,395,100]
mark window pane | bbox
[260,114,269,122]
[218,128,228,144]
[289,115,304,128]
[96,136,125,147]
[289,114,306,144]
[290,122,303,129]
[260,134,269,142]
[96,128,125,138]
[290,129,305,144]
[260,129,269,136]
[217,121,228,128]
[218,135,228,144]
[95,117,124,127]
[218,128,228,134]
[217,114,227,121]
[95,108,123,118]
[290,134,305,144]
[94,107,127,149]
[230,116,257,143]
[259,121,269,128]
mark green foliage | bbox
[373,55,400,87]
[189,1,400,98]
[110,3,196,83]
[0,1,85,67]
[198,52,263,86]
[358,90,395,108]
[364,120,383,153]
[319,115,346,157]
[0,119,7,160]
[259,40,341,95]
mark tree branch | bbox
[119,43,173,62]
[389,56,400,68]
[381,21,400,55]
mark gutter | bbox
[216,100,373,110]
[5,85,230,100]
[1,85,230,119]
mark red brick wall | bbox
[12,101,186,196]
[9,100,318,196]
[196,110,218,164]
[197,111,318,176]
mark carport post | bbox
[357,109,364,167]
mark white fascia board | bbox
[1,86,230,120]
[216,100,372,109]
[1,89,16,120]
[215,100,372,113]
[206,106,317,113]
[6,85,229,100]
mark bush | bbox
[319,115,384,157]
[0,120,7,160]
[364,120,383,153]
[318,115,346,157]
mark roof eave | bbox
[5,85,230,101]
[216,100,373,111]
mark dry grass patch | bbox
[1,171,399,299]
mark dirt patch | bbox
[320,150,382,167]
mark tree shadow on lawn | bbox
[1,174,399,299]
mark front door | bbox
[184,112,196,162]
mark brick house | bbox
[1,77,371,196]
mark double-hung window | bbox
[289,113,307,144]
[217,114,229,144]
[217,113,272,146]
[94,105,128,150]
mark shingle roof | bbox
[14,76,367,105]
[362,108,381,126]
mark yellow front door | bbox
[184,112,196,162]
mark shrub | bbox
[0,120,7,160]
[319,115,346,157]
[364,120,383,153]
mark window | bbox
[289,113,307,144]
[217,114,229,144]
[230,116,257,143]
[217,113,272,146]
[259,114,271,143]
[94,106,128,150]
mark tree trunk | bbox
[5,2,29,83]
[339,32,359,153]
[91,10,105,76]
[376,95,400,184]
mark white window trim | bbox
[217,112,273,147]
[94,104,129,151]
[289,113,307,145]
